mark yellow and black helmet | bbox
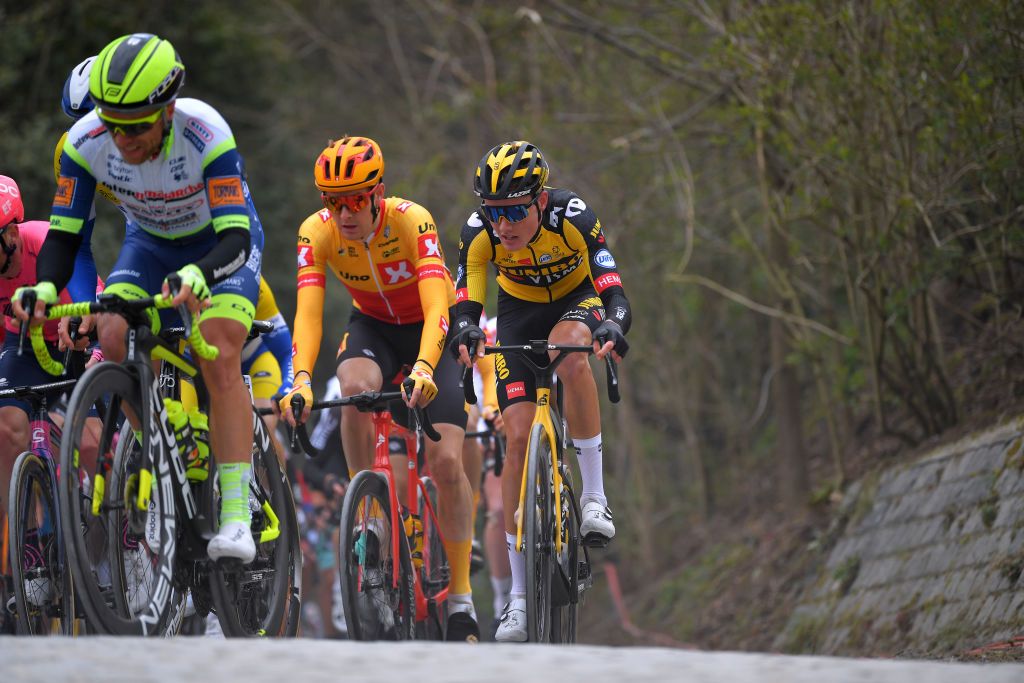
[474,141,549,200]
[314,136,384,192]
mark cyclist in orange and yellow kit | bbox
[280,136,478,641]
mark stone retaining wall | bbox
[776,416,1024,655]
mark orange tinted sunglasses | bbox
[322,189,374,213]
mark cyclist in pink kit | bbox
[0,175,100,511]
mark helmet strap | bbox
[0,227,18,276]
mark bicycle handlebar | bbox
[23,288,220,376]
[460,340,621,406]
[284,377,442,457]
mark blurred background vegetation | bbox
[3,0,1023,644]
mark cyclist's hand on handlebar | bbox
[448,321,485,368]
[482,404,504,432]
[58,315,94,352]
[163,264,210,313]
[402,361,438,408]
[12,283,57,325]
[593,320,629,362]
[280,379,313,427]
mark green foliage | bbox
[2,5,1023,618]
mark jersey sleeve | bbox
[202,146,251,235]
[292,211,331,378]
[406,205,452,371]
[255,277,295,394]
[565,198,632,334]
[453,212,492,325]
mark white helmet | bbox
[61,56,97,120]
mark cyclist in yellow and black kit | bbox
[279,136,479,641]
[449,141,631,642]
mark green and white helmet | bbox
[90,33,185,113]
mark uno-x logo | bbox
[380,260,413,284]
[418,234,441,259]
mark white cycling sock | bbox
[448,592,477,620]
[573,434,607,506]
[491,575,512,615]
[506,532,526,598]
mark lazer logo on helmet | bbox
[506,189,533,198]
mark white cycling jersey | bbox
[54,98,253,241]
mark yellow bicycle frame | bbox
[515,385,565,556]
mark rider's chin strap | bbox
[0,225,17,276]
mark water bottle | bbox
[403,509,424,570]
[186,406,211,482]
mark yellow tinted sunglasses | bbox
[97,107,165,138]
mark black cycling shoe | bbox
[445,611,480,642]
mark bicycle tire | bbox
[107,423,187,636]
[8,451,74,635]
[525,422,555,643]
[59,362,177,635]
[550,470,580,643]
[416,475,447,640]
[210,409,299,637]
[338,470,415,641]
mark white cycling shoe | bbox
[580,498,616,542]
[208,521,256,563]
[494,598,528,643]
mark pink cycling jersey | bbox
[0,221,99,343]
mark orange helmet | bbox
[314,136,384,192]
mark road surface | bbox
[2,638,1023,682]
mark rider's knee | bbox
[98,320,127,362]
[0,409,29,458]
[428,446,466,487]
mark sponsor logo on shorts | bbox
[506,381,526,399]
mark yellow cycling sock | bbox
[445,538,474,596]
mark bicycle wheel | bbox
[416,475,447,640]
[525,422,555,643]
[59,362,177,635]
[107,423,186,636]
[8,451,74,635]
[210,409,300,637]
[550,470,580,643]
[338,470,415,641]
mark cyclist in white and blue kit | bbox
[15,33,265,563]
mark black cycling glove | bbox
[448,318,486,360]
[593,320,629,358]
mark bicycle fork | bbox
[516,387,564,556]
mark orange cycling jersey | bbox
[293,197,456,377]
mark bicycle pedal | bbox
[582,533,611,549]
